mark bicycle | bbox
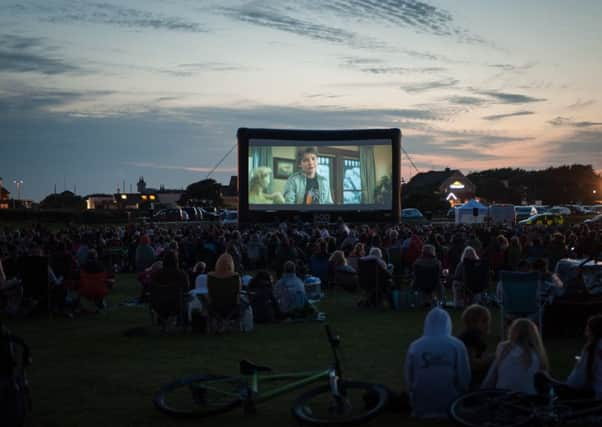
[449,386,602,426]
[153,324,389,425]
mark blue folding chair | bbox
[499,271,542,338]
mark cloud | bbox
[0,86,114,114]
[0,34,79,74]
[401,78,458,93]
[477,90,546,104]
[446,95,488,106]
[543,129,602,169]
[15,1,207,32]
[566,99,596,110]
[222,0,489,52]
[548,116,602,128]
[482,111,534,121]
[221,5,386,50]
[352,65,446,75]
[488,63,535,72]
[316,0,487,44]
[123,162,236,174]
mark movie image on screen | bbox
[248,141,393,211]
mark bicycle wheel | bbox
[449,389,536,427]
[153,374,243,418]
[292,380,389,425]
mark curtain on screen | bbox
[359,146,375,203]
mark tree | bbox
[39,191,85,210]
[179,179,223,206]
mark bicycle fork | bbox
[242,373,258,414]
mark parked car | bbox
[549,206,571,215]
[199,207,220,221]
[584,214,602,224]
[515,205,538,221]
[182,207,202,221]
[221,209,238,225]
[401,208,428,224]
[152,208,188,222]
[488,204,516,225]
[518,213,564,226]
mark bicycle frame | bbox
[200,324,345,407]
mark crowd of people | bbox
[0,217,601,417]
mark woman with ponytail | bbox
[567,314,602,399]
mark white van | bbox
[489,204,516,225]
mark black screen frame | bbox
[237,128,402,224]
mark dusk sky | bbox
[1,0,601,202]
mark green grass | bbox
[5,275,584,427]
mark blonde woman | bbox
[481,319,549,394]
[249,167,284,204]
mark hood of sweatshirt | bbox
[423,307,452,337]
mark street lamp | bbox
[13,179,23,208]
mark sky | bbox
[0,0,601,202]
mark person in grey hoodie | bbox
[404,307,471,418]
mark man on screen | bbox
[283,147,333,205]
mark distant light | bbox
[120,194,127,200]
[594,190,598,194]
[450,180,465,190]
[141,195,147,200]
[149,194,156,200]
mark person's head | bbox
[87,248,99,261]
[497,234,509,250]
[517,259,530,272]
[193,261,206,274]
[421,244,436,258]
[368,247,382,259]
[139,235,151,245]
[505,318,549,371]
[329,250,347,266]
[250,167,272,192]
[214,253,235,276]
[283,260,296,274]
[297,147,319,178]
[531,258,549,274]
[461,304,491,335]
[510,236,522,249]
[351,242,365,257]
[460,246,478,262]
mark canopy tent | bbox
[455,199,488,224]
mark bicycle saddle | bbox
[240,359,272,375]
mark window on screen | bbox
[343,159,361,204]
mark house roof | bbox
[404,169,458,192]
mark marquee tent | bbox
[455,199,488,224]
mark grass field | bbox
[5,275,585,427]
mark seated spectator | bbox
[347,242,365,272]
[404,307,471,418]
[412,244,442,307]
[0,259,21,316]
[481,318,549,394]
[135,235,155,272]
[566,314,602,399]
[152,251,189,291]
[273,261,307,317]
[329,250,355,273]
[192,261,207,294]
[359,247,393,306]
[531,258,563,303]
[452,246,479,308]
[207,253,242,314]
[458,304,494,387]
[248,271,278,323]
